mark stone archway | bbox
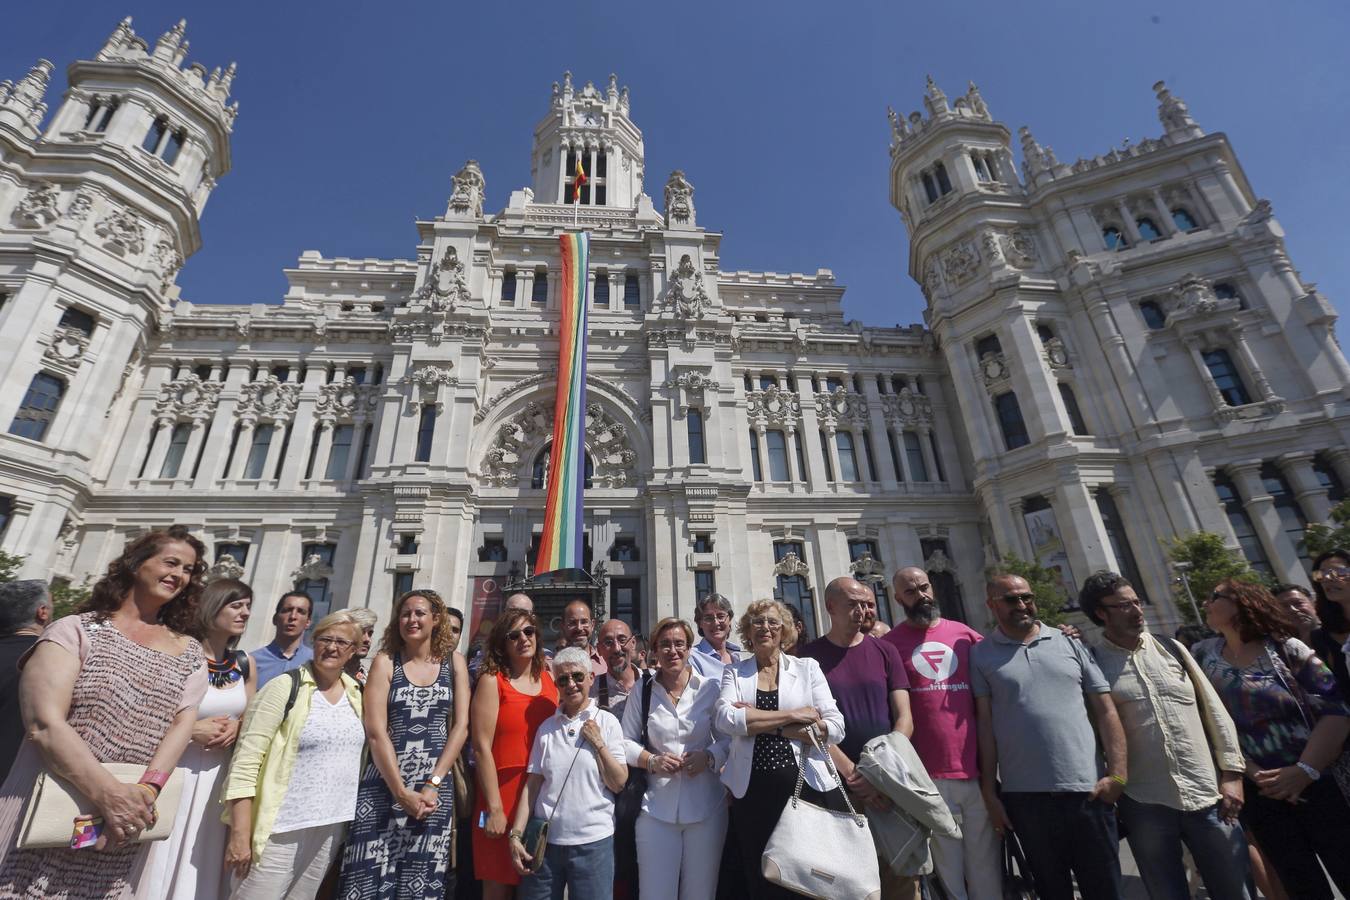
[477,399,641,488]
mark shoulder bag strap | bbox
[640,671,654,749]
[544,722,590,827]
[801,724,866,826]
[1265,640,1316,731]
[281,667,303,722]
[598,672,609,708]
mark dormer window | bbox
[920,162,953,205]
[564,148,608,205]
[142,116,186,165]
[1102,226,1129,251]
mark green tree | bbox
[0,550,24,583]
[991,553,1068,627]
[1165,531,1261,623]
[1304,499,1350,559]
[49,578,92,620]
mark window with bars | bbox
[10,372,66,442]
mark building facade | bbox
[2,20,1347,648]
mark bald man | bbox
[561,598,607,675]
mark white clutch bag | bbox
[16,763,183,849]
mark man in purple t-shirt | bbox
[802,576,916,899]
[883,566,1001,900]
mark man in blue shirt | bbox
[251,590,314,688]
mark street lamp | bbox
[1172,561,1202,623]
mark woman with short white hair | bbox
[509,646,628,900]
[224,610,366,899]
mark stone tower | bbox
[0,18,237,577]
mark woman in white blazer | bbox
[714,599,845,899]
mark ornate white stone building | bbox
[2,21,1347,647]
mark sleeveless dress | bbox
[142,661,249,899]
[0,613,207,900]
[471,670,558,885]
[338,656,456,899]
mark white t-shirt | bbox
[526,703,627,846]
[271,691,365,833]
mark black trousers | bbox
[1001,791,1123,900]
[1241,775,1350,899]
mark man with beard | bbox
[591,618,644,720]
[882,566,999,900]
[1082,571,1250,900]
[561,598,608,675]
[971,572,1128,900]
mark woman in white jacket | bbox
[714,599,845,899]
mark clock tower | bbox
[530,72,644,208]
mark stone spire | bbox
[1154,81,1204,142]
[0,59,53,134]
[153,19,187,62]
[1018,125,1059,183]
[923,75,949,117]
[98,17,134,60]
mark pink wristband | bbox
[139,769,170,792]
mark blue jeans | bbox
[1001,791,1122,900]
[1118,795,1252,900]
[520,835,614,900]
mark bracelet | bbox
[1109,774,1127,788]
[1295,761,1321,782]
[508,830,523,842]
[139,769,170,791]
[134,783,158,802]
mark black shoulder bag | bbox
[613,672,654,889]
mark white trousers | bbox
[230,822,347,900]
[929,778,1002,900]
[635,807,729,900]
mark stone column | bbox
[1228,460,1302,579]
[1116,199,1143,245]
[227,420,256,480]
[193,366,249,488]
[1183,337,1229,411]
[863,382,898,490]
[517,272,534,311]
[177,417,210,483]
[1325,449,1350,492]
[751,423,767,484]
[310,421,335,482]
[1149,188,1178,235]
[783,425,800,484]
[1051,477,1113,582]
[343,418,365,482]
[262,421,289,483]
[794,376,828,488]
[918,425,940,483]
[1230,330,1277,403]
[823,424,842,488]
[1278,452,1332,524]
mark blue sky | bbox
[5,1,1349,341]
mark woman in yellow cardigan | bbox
[223,610,366,900]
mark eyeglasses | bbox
[506,626,538,642]
[315,636,353,649]
[657,640,689,652]
[1313,566,1350,583]
[750,617,783,630]
[700,613,730,624]
[600,635,632,648]
[556,671,587,686]
[1207,590,1235,604]
[997,592,1036,607]
[1099,599,1144,612]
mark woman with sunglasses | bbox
[224,610,366,899]
[715,599,844,899]
[470,609,558,900]
[1310,548,1350,700]
[1192,579,1350,898]
[624,617,729,900]
[338,590,470,899]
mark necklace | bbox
[206,653,243,689]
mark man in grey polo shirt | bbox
[971,572,1128,900]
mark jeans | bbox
[519,836,615,900]
[1118,795,1251,900]
[1241,775,1350,899]
[1001,792,1122,900]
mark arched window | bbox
[1171,208,1198,232]
[531,445,594,489]
[1136,218,1162,241]
[1139,300,1167,330]
[1102,226,1128,251]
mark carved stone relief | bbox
[401,364,457,412]
[664,170,695,226]
[448,159,486,218]
[14,181,59,226]
[316,376,378,422]
[881,388,933,428]
[416,246,469,312]
[153,374,223,421]
[941,241,980,285]
[478,400,639,488]
[662,254,710,319]
[746,384,802,428]
[237,376,300,423]
[814,387,868,428]
[94,207,145,256]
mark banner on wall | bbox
[468,576,505,653]
[1022,505,1079,609]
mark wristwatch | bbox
[1295,761,1321,782]
[425,774,444,789]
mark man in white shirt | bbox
[509,646,628,899]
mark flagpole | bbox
[573,194,579,228]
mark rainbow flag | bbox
[535,232,590,573]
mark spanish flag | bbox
[573,157,587,203]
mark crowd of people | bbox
[0,524,1348,899]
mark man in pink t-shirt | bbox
[883,566,1001,900]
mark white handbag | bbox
[16,763,183,849]
[763,725,881,899]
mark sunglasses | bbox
[1312,566,1350,583]
[506,626,538,642]
[556,671,587,686]
[1208,590,1235,604]
[997,592,1036,607]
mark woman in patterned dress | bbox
[0,526,209,899]
[338,590,469,899]
[470,609,558,900]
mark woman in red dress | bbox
[470,609,558,899]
